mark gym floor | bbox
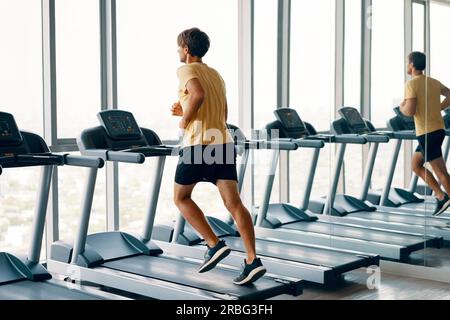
[270,269,450,300]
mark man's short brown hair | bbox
[408,51,426,71]
[177,28,210,58]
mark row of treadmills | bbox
[1,106,450,300]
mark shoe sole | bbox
[198,246,231,273]
[434,199,450,216]
[233,266,267,286]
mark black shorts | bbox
[174,143,238,185]
[415,129,446,162]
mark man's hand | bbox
[171,102,183,117]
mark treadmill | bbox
[153,123,380,285]
[305,107,450,243]
[48,110,300,300]
[251,107,441,261]
[0,111,115,300]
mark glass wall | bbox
[370,0,405,190]
[343,0,363,196]
[2,0,450,283]
[0,0,43,253]
[289,0,334,205]
[58,154,107,242]
[420,0,450,273]
[430,2,450,87]
[116,0,239,232]
[412,2,425,52]
[55,0,101,138]
[253,0,280,210]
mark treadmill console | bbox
[0,112,23,146]
[338,107,369,134]
[273,108,309,139]
[98,110,143,140]
[393,106,415,130]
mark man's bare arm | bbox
[179,78,205,129]
[400,98,417,117]
[441,86,450,110]
[224,100,228,122]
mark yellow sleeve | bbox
[177,65,198,89]
[404,81,416,99]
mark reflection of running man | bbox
[400,52,450,215]
[170,28,266,285]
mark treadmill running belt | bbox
[221,236,373,273]
[283,221,434,247]
[103,255,288,300]
[0,280,101,300]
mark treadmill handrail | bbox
[0,155,16,165]
[63,154,105,169]
[334,134,367,144]
[294,138,325,149]
[107,150,146,163]
[120,145,176,157]
[242,139,299,151]
[362,134,390,143]
[307,134,336,143]
[376,130,395,138]
[81,149,146,164]
[390,130,417,140]
[16,154,65,165]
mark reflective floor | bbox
[271,269,450,300]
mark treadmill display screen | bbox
[0,112,23,144]
[393,106,415,130]
[273,108,308,138]
[274,108,306,130]
[98,110,143,140]
[338,107,369,134]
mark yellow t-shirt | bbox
[404,74,445,136]
[177,62,232,147]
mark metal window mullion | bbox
[238,0,254,210]
[361,0,372,188]
[278,0,290,203]
[42,0,59,256]
[336,0,345,194]
[101,0,119,231]
[425,0,430,77]
[404,0,413,188]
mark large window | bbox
[430,1,450,87]
[370,0,404,127]
[289,0,335,202]
[116,0,239,231]
[58,155,107,242]
[370,0,405,189]
[413,2,426,52]
[253,0,278,131]
[0,0,42,135]
[55,0,101,138]
[253,0,279,211]
[344,0,362,107]
[0,0,43,253]
[343,0,363,196]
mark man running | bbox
[400,51,450,215]
[171,27,266,285]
